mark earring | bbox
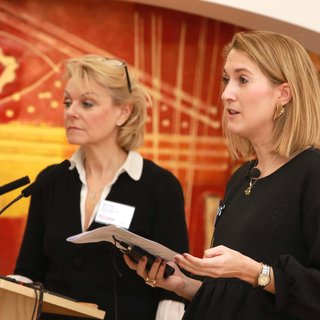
[117,121,123,127]
[273,103,285,120]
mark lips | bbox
[227,108,240,115]
[67,126,81,131]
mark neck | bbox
[83,147,128,186]
[254,153,289,178]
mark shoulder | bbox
[141,158,181,185]
[291,148,320,174]
[36,160,74,182]
[300,147,320,162]
[228,160,255,183]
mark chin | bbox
[66,137,84,145]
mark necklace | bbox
[87,187,104,200]
[244,155,285,196]
[244,177,259,196]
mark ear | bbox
[117,104,133,126]
[278,82,292,106]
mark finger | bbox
[146,257,162,281]
[123,254,137,270]
[203,246,225,258]
[176,253,205,268]
[155,260,166,281]
[136,256,149,278]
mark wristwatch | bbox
[256,263,271,287]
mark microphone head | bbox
[250,167,261,179]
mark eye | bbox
[239,76,248,84]
[222,75,230,85]
[82,100,94,108]
[63,98,72,108]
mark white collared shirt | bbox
[69,148,143,231]
[69,148,184,319]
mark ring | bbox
[145,277,157,287]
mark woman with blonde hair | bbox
[126,30,320,320]
[14,55,189,320]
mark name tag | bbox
[95,200,135,229]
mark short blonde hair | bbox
[222,31,320,159]
[64,54,149,151]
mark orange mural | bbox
[1,0,319,275]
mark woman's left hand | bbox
[174,245,260,282]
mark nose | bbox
[221,84,233,103]
[65,102,80,118]
[221,82,236,104]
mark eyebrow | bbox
[81,91,99,98]
[63,90,99,98]
[223,67,253,75]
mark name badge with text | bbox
[95,200,135,229]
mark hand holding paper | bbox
[67,225,178,277]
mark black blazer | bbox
[15,158,189,320]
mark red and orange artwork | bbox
[1,0,318,275]
[0,0,256,274]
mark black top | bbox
[15,158,189,320]
[183,148,320,320]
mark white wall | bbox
[122,0,320,53]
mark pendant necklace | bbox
[87,187,105,200]
[244,160,261,196]
[244,156,282,196]
[244,177,259,196]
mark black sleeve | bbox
[150,167,189,302]
[153,170,189,254]
[272,163,320,319]
[14,168,52,282]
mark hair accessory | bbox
[273,102,285,120]
[103,57,132,93]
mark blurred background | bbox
[0,0,319,275]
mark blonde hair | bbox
[222,31,320,159]
[64,54,149,151]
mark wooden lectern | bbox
[0,278,106,319]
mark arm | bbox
[124,255,202,301]
[14,170,50,282]
[174,246,275,293]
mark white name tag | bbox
[95,200,135,229]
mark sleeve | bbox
[272,163,320,319]
[152,168,189,302]
[14,169,50,282]
[155,300,185,320]
[152,169,189,254]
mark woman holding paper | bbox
[13,55,189,320]
[125,30,320,320]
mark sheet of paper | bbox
[67,225,179,261]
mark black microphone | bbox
[0,160,70,215]
[215,161,259,220]
[249,167,261,179]
[0,176,30,196]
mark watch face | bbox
[258,274,270,286]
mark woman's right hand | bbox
[123,254,189,297]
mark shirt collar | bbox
[69,148,143,184]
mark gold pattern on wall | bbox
[1,1,319,274]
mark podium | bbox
[0,278,106,319]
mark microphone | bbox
[0,160,70,215]
[249,167,261,179]
[0,176,30,196]
[215,161,259,219]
